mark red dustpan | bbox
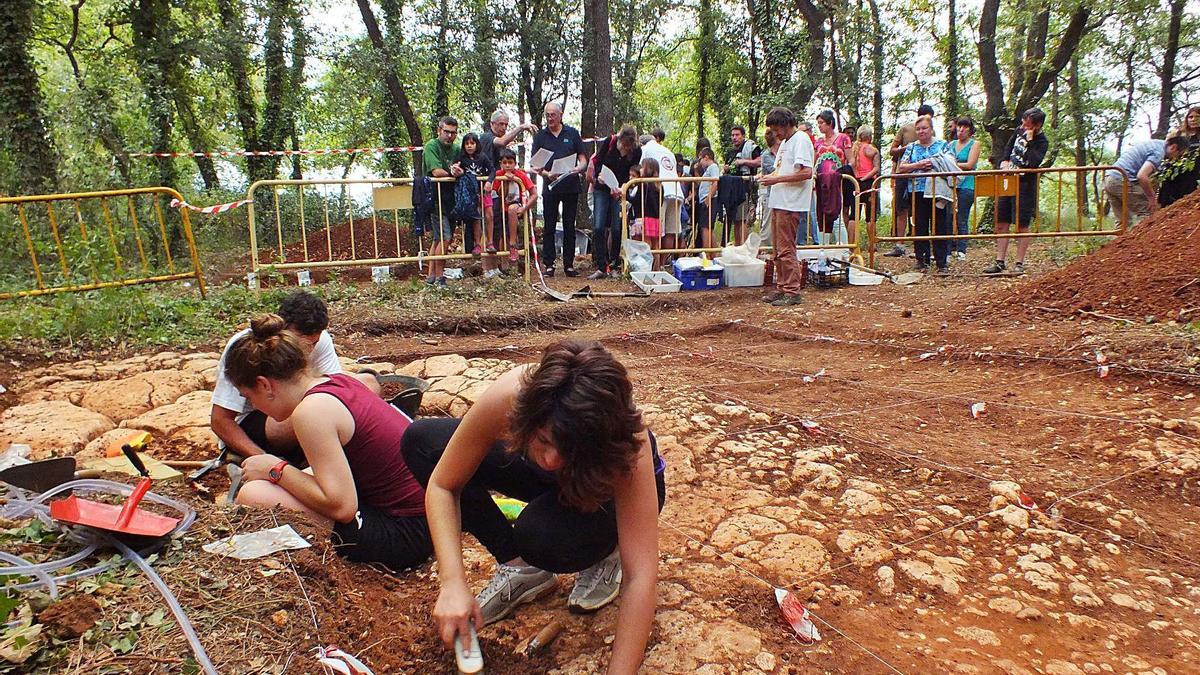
[49,442,179,539]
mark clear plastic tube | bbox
[0,551,57,599]
[113,539,218,675]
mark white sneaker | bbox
[568,550,622,613]
[483,269,500,279]
[955,251,967,261]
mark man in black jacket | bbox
[984,108,1048,276]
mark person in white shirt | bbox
[641,129,684,266]
[210,291,380,465]
[759,106,814,307]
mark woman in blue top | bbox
[897,115,952,272]
[951,117,981,261]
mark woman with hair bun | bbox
[402,340,664,673]
[226,314,431,570]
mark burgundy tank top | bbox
[304,374,425,518]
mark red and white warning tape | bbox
[169,197,253,215]
[129,138,605,159]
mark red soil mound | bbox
[257,216,416,265]
[1009,191,1200,321]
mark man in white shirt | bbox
[210,291,380,465]
[760,106,814,307]
[642,129,684,260]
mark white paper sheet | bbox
[530,147,554,168]
[551,156,577,176]
[599,165,619,189]
[203,524,311,560]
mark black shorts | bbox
[997,187,1037,227]
[694,202,713,230]
[331,504,433,571]
[236,411,306,467]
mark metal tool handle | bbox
[121,443,150,477]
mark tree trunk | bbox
[287,7,306,179]
[474,0,498,119]
[828,14,841,121]
[978,0,1089,165]
[696,0,715,139]
[1117,50,1136,156]
[172,93,221,190]
[580,0,597,138]
[791,0,827,111]
[944,0,959,133]
[131,0,178,190]
[1154,0,1185,138]
[1068,54,1089,216]
[868,0,884,146]
[0,0,58,193]
[593,0,614,135]
[433,0,451,120]
[261,0,289,177]
[361,0,424,150]
[215,0,268,183]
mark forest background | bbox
[1,0,1196,208]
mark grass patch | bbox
[0,275,533,355]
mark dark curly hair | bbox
[278,291,329,336]
[508,340,644,512]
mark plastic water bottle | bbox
[817,250,828,273]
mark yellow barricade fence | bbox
[0,187,205,300]
[618,174,864,274]
[867,166,1129,268]
[245,176,533,283]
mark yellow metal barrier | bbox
[618,174,863,274]
[245,176,532,283]
[0,187,205,300]
[867,166,1128,267]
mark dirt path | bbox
[3,265,1199,674]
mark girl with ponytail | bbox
[401,340,664,673]
[225,314,431,570]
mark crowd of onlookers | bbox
[414,102,1200,286]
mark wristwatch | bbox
[267,459,289,484]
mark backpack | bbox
[450,174,481,221]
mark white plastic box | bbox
[631,270,682,293]
[715,257,766,287]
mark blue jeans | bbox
[953,188,975,254]
[591,189,623,272]
[795,209,818,245]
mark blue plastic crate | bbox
[673,261,725,291]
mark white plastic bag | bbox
[622,238,653,273]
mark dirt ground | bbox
[3,240,1200,674]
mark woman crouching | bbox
[227,314,431,570]
[402,340,665,674]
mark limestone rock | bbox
[839,488,890,516]
[423,354,470,378]
[709,514,787,548]
[897,557,962,595]
[1109,593,1153,612]
[836,530,894,568]
[987,597,1023,615]
[954,626,1001,647]
[78,370,206,421]
[0,401,114,458]
[1044,661,1085,675]
[998,505,1030,530]
[877,566,895,595]
[989,480,1023,504]
[735,534,829,580]
[122,390,212,437]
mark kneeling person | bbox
[228,314,431,570]
[402,341,665,673]
[210,291,379,466]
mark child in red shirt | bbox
[495,148,537,264]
